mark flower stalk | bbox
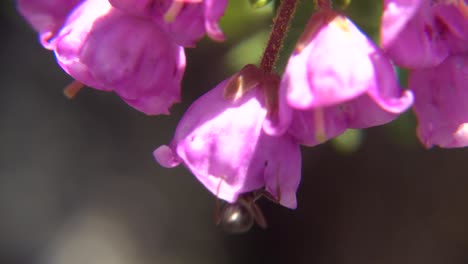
[260,0,299,72]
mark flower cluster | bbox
[17,0,226,114]
[16,0,468,225]
[160,3,415,209]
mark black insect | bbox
[216,191,278,234]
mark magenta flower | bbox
[53,0,186,115]
[380,0,424,48]
[16,0,83,49]
[154,66,301,209]
[381,0,468,68]
[383,1,468,147]
[433,3,468,55]
[411,55,468,148]
[108,0,227,46]
[278,11,413,146]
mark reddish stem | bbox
[260,0,299,72]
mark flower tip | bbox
[313,108,328,143]
[376,89,414,114]
[153,145,181,168]
[275,188,297,209]
[281,197,297,210]
[206,23,226,42]
[39,32,56,50]
[121,94,180,116]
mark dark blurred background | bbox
[2,1,468,264]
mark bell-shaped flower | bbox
[411,55,468,148]
[108,0,227,46]
[278,10,414,146]
[154,65,302,209]
[53,0,186,115]
[381,0,468,68]
[16,0,83,49]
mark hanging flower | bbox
[53,0,185,115]
[154,65,302,209]
[411,55,468,148]
[278,10,413,146]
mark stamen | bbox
[164,0,185,23]
[214,176,224,225]
[63,80,84,99]
[456,0,468,17]
[275,166,281,203]
[314,108,327,143]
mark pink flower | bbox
[16,0,83,49]
[278,10,413,146]
[384,1,468,148]
[380,0,426,51]
[54,0,185,115]
[108,0,227,46]
[154,65,301,209]
[411,55,468,148]
[381,0,468,68]
[433,3,468,55]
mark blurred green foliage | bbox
[331,129,364,154]
[219,0,273,41]
[224,29,270,69]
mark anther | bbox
[63,80,84,99]
[164,0,184,23]
[314,108,327,143]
